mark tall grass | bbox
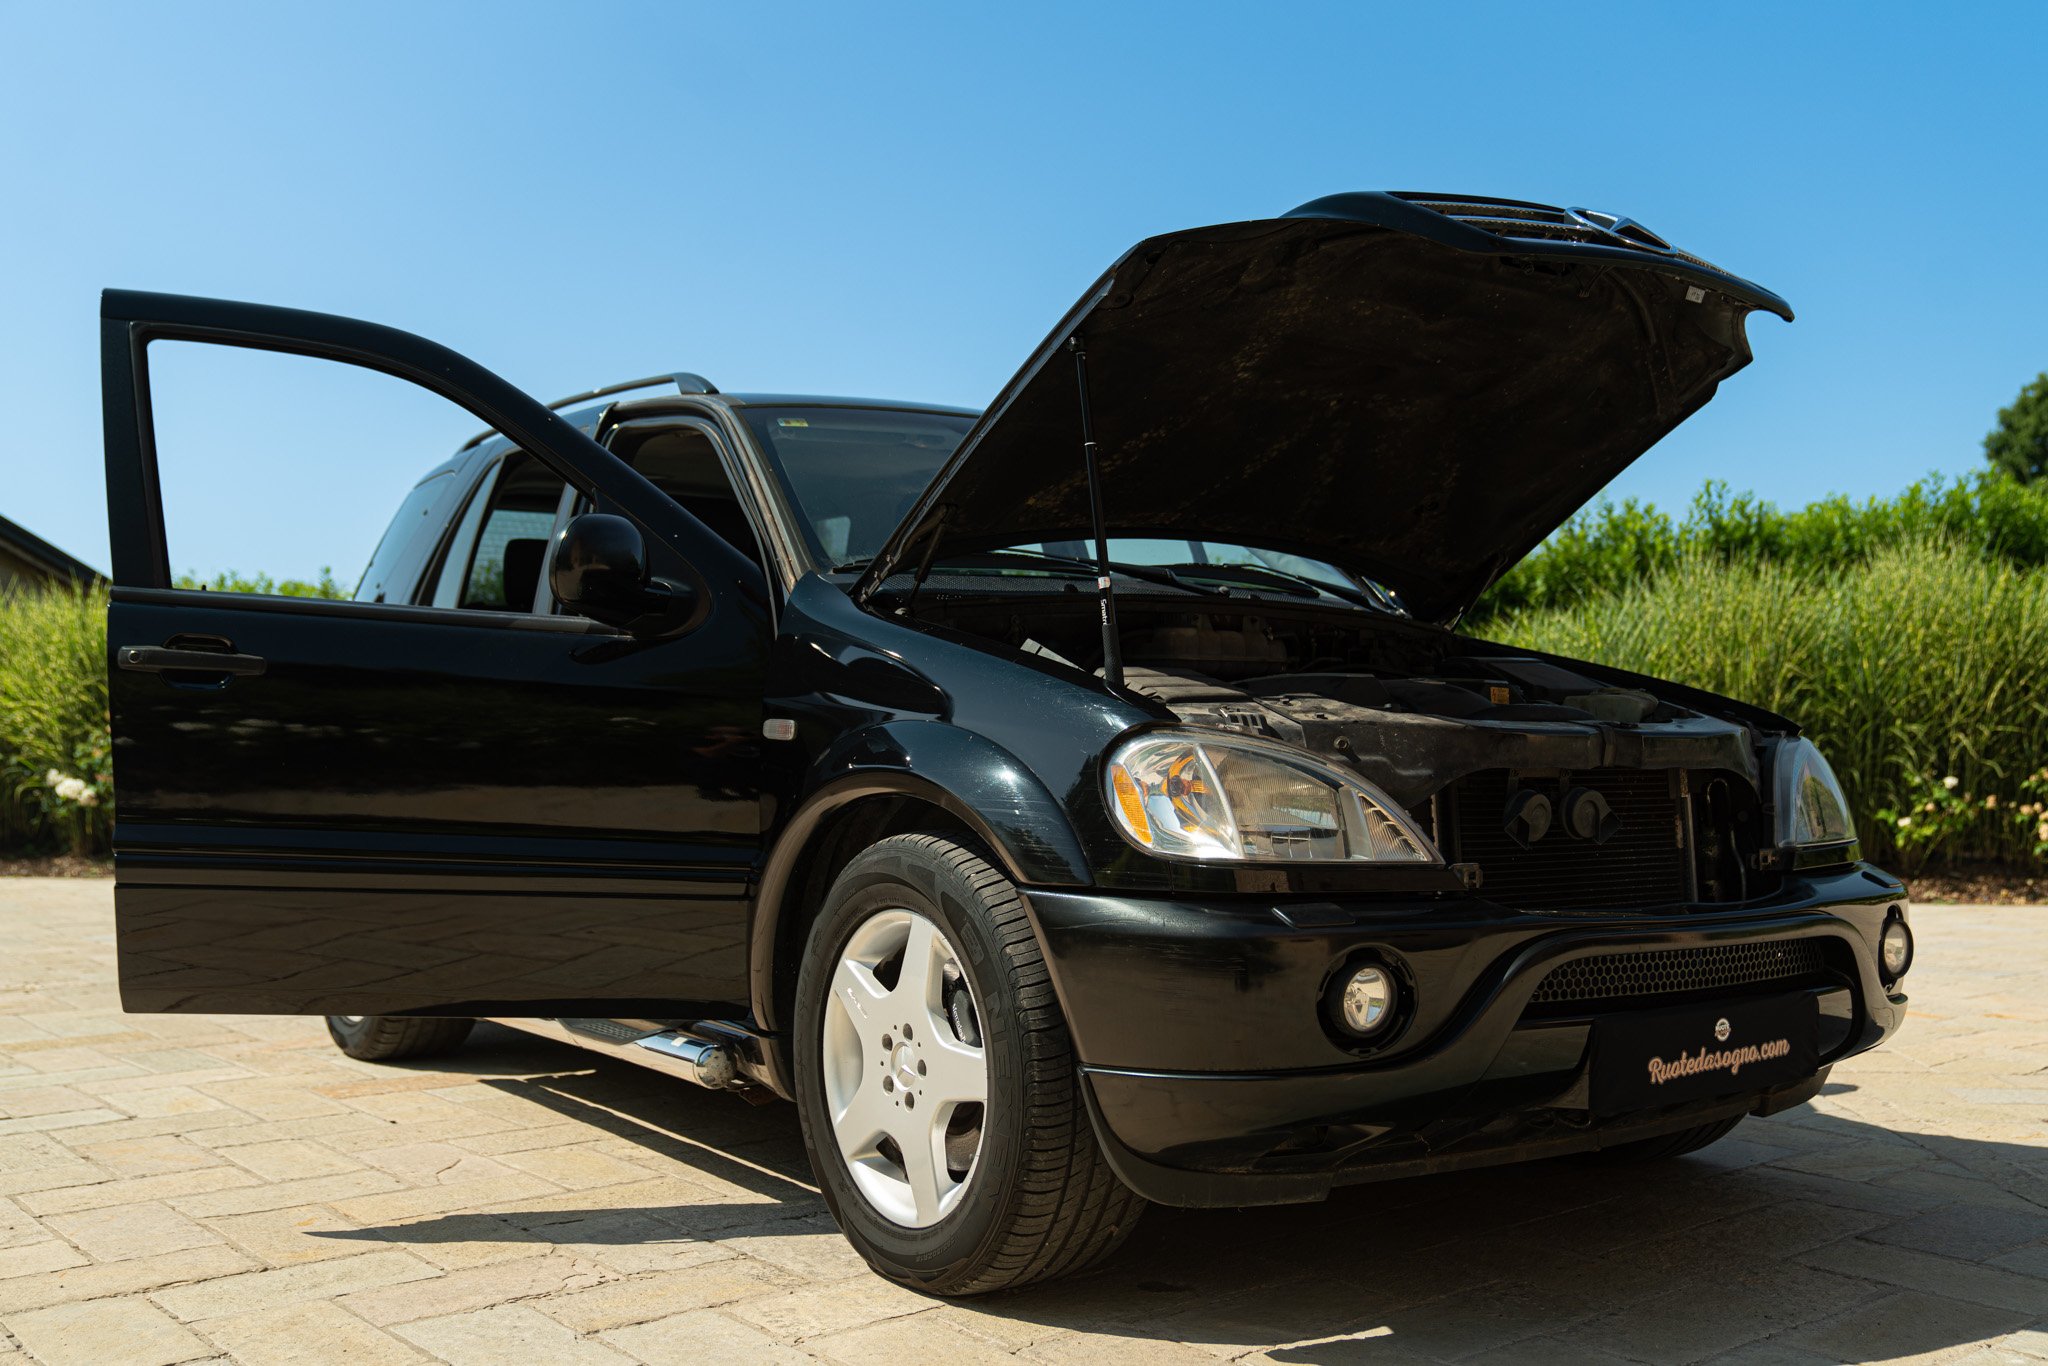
[1475,470,2048,622]
[1489,539,2048,867]
[0,583,111,854]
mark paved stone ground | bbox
[0,880,2043,1366]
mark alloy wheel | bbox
[821,907,987,1228]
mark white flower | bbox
[2038,820,2048,843]
[1897,816,1912,828]
[44,769,63,788]
[76,790,98,808]
[53,777,88,803]
[1942,775,1960,791]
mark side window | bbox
[613,427,766,569]
[143,342,481,596]
[354,473,452,603]
[441,454,569,612]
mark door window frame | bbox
[101,291,725,619]
[598,412,804,604]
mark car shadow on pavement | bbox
[331,1030,2048,1362]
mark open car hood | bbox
[859,191,1791,622]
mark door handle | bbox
[117,646,267,677]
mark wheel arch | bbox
[750,723,1092,1046]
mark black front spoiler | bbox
[1082,1065,1834,1209]
[1023,864,1909,1207]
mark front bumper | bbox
[1024,864,1909,1207]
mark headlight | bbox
[1103,731,1441,864]
[1773,738,1856,847]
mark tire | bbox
[1595,1114,1744,1162]
[793,832,1144,1295]
[325,1015,474,1062]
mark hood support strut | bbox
[1067,335,1123,688]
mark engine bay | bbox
[921,594,1777,907]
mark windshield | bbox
[1015,538,1359,592]
[741,405,1387,606]
[742,406,975,567]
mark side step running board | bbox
[486,1017,744,1091]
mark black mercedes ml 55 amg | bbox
[101,191,1912,1295]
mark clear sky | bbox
[3,2,2044,583]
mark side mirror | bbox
[550,513,686,629]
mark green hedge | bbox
[0,583,111,855]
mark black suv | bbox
[102,192,1911,1295]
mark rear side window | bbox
[353,473,451,603]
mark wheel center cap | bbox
[892,1043,917,1090]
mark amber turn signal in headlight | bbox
[1102,730,1441,864]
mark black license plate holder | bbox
[1590,991,1819,1116]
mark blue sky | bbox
[3,2,2044,583]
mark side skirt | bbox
[488,1017,781,1102]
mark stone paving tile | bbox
[42,1201,223,1262]
[6,1295,213,1366]
[0,1239,87,1280]
[205,1204,379,1267]
[0,1244,259,1315]
[219,1139,367,1183]
[150,1249,441,1322]
[1863,1200,2048,1262]
[392,1302,636,1364]
[1780,1289,2032,1362]
[186,1298,429,1365]
[721,1274,937,1341]
[598,1307,813,1365]
[19,1164,265,1218]
[1,881,2046,1365]
[808,1310,1013,1364]
[335,1251,613,1326]
[533,1257,801,1332]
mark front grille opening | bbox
[1445,768,1691,911]
[1527,938,1830,1009]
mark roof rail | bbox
[459,372,719,451]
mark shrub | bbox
[173,567,347,599]
[0,582,112,855]
[1488,539,2048,867]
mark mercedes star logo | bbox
[1564,206,1677,254]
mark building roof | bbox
[0,513,104,585]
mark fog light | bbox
[1338,964,1398,1036]
[1881,918,1913,979]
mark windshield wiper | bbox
[1158,562,1398,612]
[923,549,1232,597]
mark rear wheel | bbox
[325,1015,474,1061]
[793,833,1144,1295]
[1595,1114,1744,1162]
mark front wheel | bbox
[793,833,1144,1295]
